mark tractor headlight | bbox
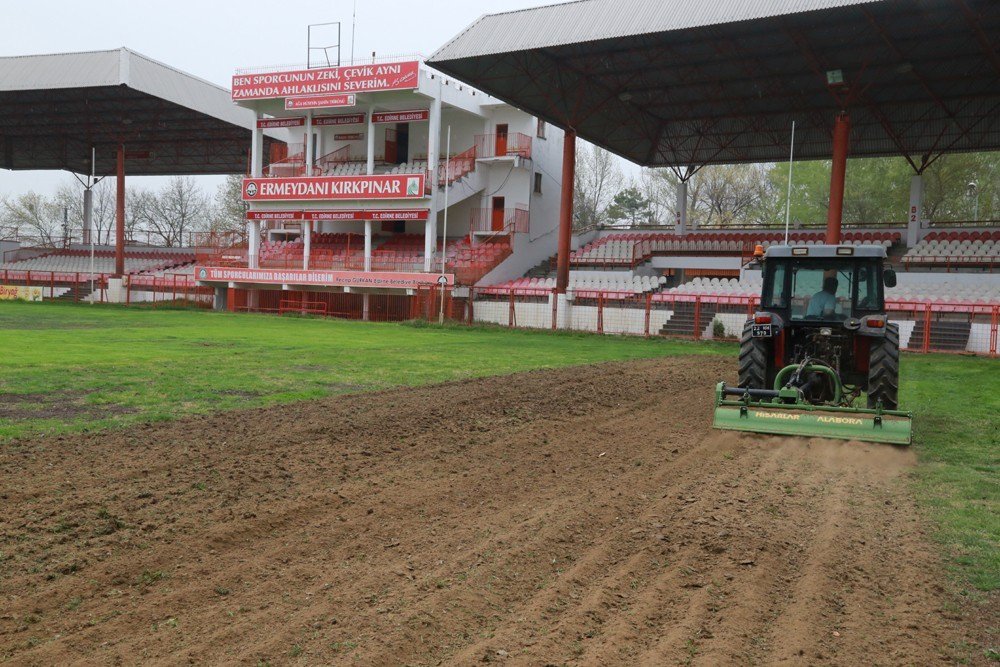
[820,327,833,336]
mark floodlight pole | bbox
[825,113,850,245]
[438,126,451,324]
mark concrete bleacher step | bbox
[659,302,719,337]
[908,318,971,351]
[526,255,557,278]
[54,284,96,302]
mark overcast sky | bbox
[3,0,615,199]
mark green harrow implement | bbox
[713,372,912,446]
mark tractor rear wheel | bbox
[867,323,900,410]
[738,321,768,390]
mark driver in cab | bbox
[806,276,839,318]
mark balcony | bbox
[195,232,513,286]
[470,205,530,234]
[475,133,532,160]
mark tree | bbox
[209,174,248,237]
[54,179,117,245]
[606,186,652,226]
[638,168,679,226]
[688,163,779,227]
[0,192,65,247]
[573,142,624,229]
[922,153,1000,222]
[136,177,209,247]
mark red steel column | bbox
[115,145,126,278]
[825,113,850,245]
[556,129,576,293]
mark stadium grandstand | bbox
[423,0,1000,354]
[0,47,276,302]
[0,1,997,355]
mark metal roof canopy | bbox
[429,0,1000,172]
[0,48,277,176]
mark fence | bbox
[0,270,212,308]
[230,288,416,322]
[4,272,995,356]
[425,287,999,357]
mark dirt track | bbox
[0,357,983,665]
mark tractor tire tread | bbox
[738,320,768,390]
[867,322,900,410]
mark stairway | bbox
[54,283,96,302]
[525,255,557,279]
[659,301,719,338]
[907,317,971,351]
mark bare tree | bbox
[688,164,778,227]
[0,192,65,247]
[209,174,248,237]
[137,176,209,247]
[639,168,680,225]
[573,142,624,229]
[54,179,118,245]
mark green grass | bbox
[904,354,999,593]
[0,301,725,441]
[0,301,996,595]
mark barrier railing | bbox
[470,206,530,234]
[243,235,513,285]
[265,143,309,177]
[0,269,210,307]
[314,145,352,173]
[430,146,477,188]
[474,133,532,159]
[231,289,414,322]
[432,288,1000,356]
[901,255,997,271]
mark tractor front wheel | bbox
[867,323,900,410]
[738,321,768,390]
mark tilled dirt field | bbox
[0,357,987,665]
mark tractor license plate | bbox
[751,324,773,337]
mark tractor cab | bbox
[757,245,896,333]
[712,243,911,446]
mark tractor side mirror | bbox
[883,268,897,288]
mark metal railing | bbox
[416,288,1000,356]
[0,269,210,307]
[470,206,529,234]
[474,133,532,159]
[431,146,477,188]
[901,255,998,271]
[315,145,352,173]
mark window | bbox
[790,264,851,320]
[533,172,543,194]
[764,258,881,321]
[763,263,787,309]
[536,118,546,139]
[855,262,881,311]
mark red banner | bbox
[243,175,426,201]
[245,210,303,220]
[196,266,452,289]
[372,109,429,124]
[334,133,364,141]
[315,113,365,126]
[286,94,355,110]
[232,61,421,101]
[302,209,429,221]
[256,117,305,129]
